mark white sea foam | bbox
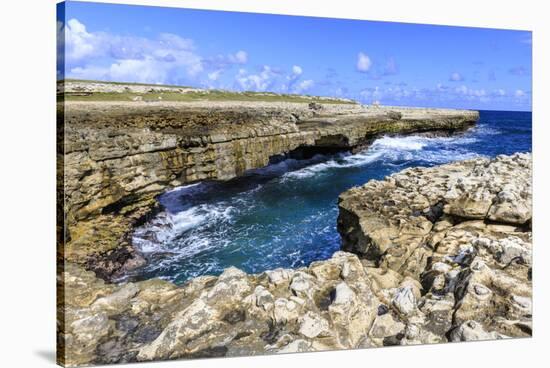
[133,203,235,254]
[374,135,428,150]
[282,133,480,180]
[165,182,203,194]
[132,130,488,282]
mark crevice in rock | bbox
[424,202,445,223]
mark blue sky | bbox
[58,1,532,111]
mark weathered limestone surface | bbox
[61,99,478,278]
[338,153,532,340]
[58,154,531,367]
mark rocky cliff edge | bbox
[60,99,478,278]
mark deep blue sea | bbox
[130,110,532,284]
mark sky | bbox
[58,1,532,111]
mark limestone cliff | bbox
[58,154,532,367]
[60,98,478,278]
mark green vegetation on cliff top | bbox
[59,79,358,104]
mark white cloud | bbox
[359,86,382,101]
[110,58,169,83]
[449,72,465,82]
[234,65,313,94]
[280,65,305,91]
[65,18,102,62]
[356,82,505,105]
[208,70,223,81]
[454,85,486,99]
[63,18,207,84]
[359,84,413,103]
[228,50,248,64]
[454,85,467,94]
[235,66,277,91]
[515,89,526,98]
[293,79,314,94]
[356,52,372,72]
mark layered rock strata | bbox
[58,154,531,367]
[60,99,478,277]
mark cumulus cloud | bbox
[202,51,250,71]
[281,65,305,91]
[235,66,278,91]
[292,65,303,76]
[357,82,510,105]
[62,18,252,86]
[449,72,465,82]
[359,86,382,101]
[515,89,526,98]
[356,52,372,72]
[454,85,486,99]
[293,79,314,94]
[65,18,102,62]
[355,81,529,108]
[208,70,223,81]
[359,84,412,103]
[333,86,348,97]
[233,64,314,94]
[228,50,248,64]
[62,18,204,84]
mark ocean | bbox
[129,110,532,284]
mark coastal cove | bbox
[58,81,532,366]
[51,0,537,362]
[128,110,531,284]
[61,84,479,281]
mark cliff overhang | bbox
[60,96,479,279]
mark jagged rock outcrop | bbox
[60,98,478,278]
[58,154,531,367]
[338,153,532,340]
[59,252,380,366]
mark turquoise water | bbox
[130,110,532,284]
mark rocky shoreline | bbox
[58,152,531,366]
[60,96,478,279]
[58,82,496,366]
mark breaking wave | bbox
[282,133,481,180]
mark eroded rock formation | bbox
[58,153,531,367]
[338,153,532,339]
[60,99,478,278]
